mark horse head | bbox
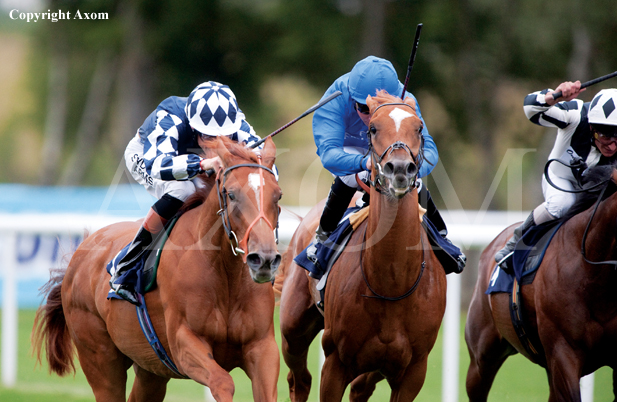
[206,136,282,283]
[366,90,424,199]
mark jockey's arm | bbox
[524,87,585,130]
[313,94,367,176]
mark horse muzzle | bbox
[381,158,418,198]
[246,251,281,283]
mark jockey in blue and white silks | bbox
[495,82,617,271]
[111,81,273,304]
[306,55,465,278]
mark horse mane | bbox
[559,162,617,222]
[180,136,260,213]
[368,89,417,113]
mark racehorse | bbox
[275,91,447,402]
[465,166,617,402]
[32,136,283,402]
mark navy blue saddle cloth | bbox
[487,219,563,295]
[294,207,464,277]
[294,207,360,278]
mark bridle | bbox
[365,102,427,195]
[216,158,279,262]
[358,102,429,300]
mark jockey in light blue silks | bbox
[495,82,617,272]
[110,81,277,304]
[306,55,466,279]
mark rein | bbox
[544,158,610,193]
[580,181,617,267]
[366,102,426,195]
[216,159,278,262]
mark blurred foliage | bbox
[1,0,617,208]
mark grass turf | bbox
[0,308,612,401]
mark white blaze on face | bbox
[389,107,413,132]
[248,172,264,208]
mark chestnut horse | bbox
[276,91,447,402]
[465,167,617,402]
[33,137,282,402]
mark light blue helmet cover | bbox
[348,56,400,104]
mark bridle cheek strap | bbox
[216,159,278,263]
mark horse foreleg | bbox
[389,358,428,402]
[319,348,354,402]
[280,265,324,402]
[544,338,583,402]
[349,372,384,402]
[128,365,169,402]
[243,334,280,402]
[173,326,235,402]
[465,292,516,402]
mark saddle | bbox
[106,217,187,377]
[106,217,179,301]
[486,220,563,295]
[486,220,564,367]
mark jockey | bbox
[306,55,466,278]
[495,82,617,270]
[110,81,269,304]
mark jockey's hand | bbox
[366,157,372,171]
[200,156,223,176]
[545,80,586,105]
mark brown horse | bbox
[276,91,447,402]
[465,168,617,402]
[32,137,282,402]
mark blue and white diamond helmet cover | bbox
[348,56,400,104]
[185,81,243,136]
[589,88,617,126]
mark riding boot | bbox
[306,177,357,279]
[110,194,184,305]
[494,211,536,273]
[419,184,466,273]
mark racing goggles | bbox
[355,101,370,115]
[592,124,617,145]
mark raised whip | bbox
[250,90,342,149]
[400,23,423,100]
[551,70,617,100]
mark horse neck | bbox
[581,191,617,272]
[190,191,245,282]
[363,187,423,285]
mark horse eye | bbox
[228,192,236,201]
[370,126,377,134]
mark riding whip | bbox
[551,70,617,100]
[400,23,423,100]
[249,90,343,149]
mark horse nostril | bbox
[246,253,263,269]
[272,254,282,270]
[383,162,394,176]
[407,162,417,176]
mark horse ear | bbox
[366,95,378,113]
[260,137,277,168]
[215,137,234,168]
[404,96,417,112]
